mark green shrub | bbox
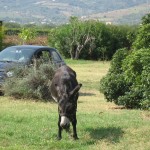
[100,48,150,110]
[3,62,55,101]
[109,48,129,73]
[100,73,129,104]
[133,13,150,49]
[120,49,150,109]
[100,48,130,104]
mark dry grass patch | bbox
[141,111,150,120]
[3,35,48,46]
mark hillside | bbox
[89,3,150,24]
[0,0,150,24]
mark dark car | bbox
[0,45,66,86]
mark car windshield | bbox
[0,47,35,63]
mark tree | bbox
[141,13,150,25]
[49,18,135,60]
[19,28,37,44]
[48,25,71,58]
[49,17,95,60]
[133,13,150,49]
[68,17,95,59]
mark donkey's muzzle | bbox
[60,116,70,129]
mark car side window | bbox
[36,50,52,63]
[51,51,62,61]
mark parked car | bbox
[0,45,66,87]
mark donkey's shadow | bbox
[86,127,124,143]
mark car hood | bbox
[0,61,18,71]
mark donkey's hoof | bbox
[73,136,79,140]
[57,136,62,140]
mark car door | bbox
[50,49,66,68]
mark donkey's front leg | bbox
[72,115,78,140]
[57,115,62,140]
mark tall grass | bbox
[0,60,150,150]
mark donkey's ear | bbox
[69,84,82,97]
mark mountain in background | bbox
[0,0,150,25]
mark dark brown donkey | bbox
[50,65,82,140]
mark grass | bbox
[0,60,150,150]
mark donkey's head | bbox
[57,84,82,129]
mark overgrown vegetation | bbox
[100,13,150,110]
[3,61,55,101]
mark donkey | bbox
[50,65,82,140]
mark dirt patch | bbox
[141,111,150,120]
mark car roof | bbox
[9,45,56,50]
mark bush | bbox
[133,13,150,49]
[100,48,150,110]
[3,62,55,101]
[100,73,129,104]
[120,49,150,109]
[109,48,129,73]
[133,24,150,49]
[100,48,130,104]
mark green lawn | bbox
[0,60,150,150]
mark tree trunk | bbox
[70,52,74,59]
[70,45,77,59]
[74,50,79,60]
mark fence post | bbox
[0,21,3,51]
